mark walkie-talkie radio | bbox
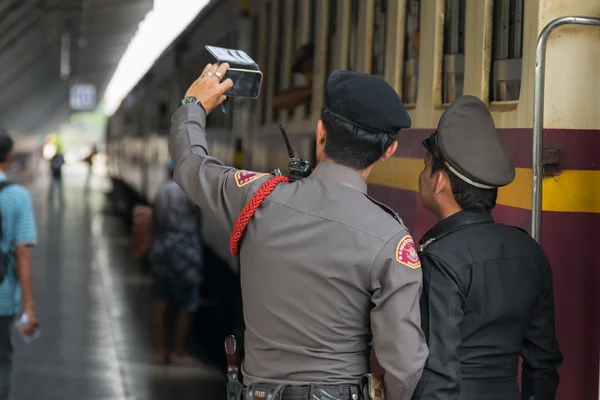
[277,124,311,181]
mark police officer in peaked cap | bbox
[169,63,427,400]
[412,95,563,400]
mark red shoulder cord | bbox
[229,175,290,256]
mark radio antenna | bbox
[279,124,296,160]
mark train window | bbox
[323,0,338,97]
[251,14,260,73]
[250,13,260,120]
[442,0,465,104]
[284,0,302,122]
[304,0,317,118]
[260,2,272,125]
[489,0,524,102]
[292,0,302,74]
[272,0,285,122]
[158,102,169,132]
[403,0,420,105]
[347,0,359,71]
[371,0,387,77]
[309,0,316,47]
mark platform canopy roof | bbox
[0,0,153,136]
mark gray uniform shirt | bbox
[169,104,428,400]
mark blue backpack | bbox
[0,181,14,284]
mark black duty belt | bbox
[243,383,361,400]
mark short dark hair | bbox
[320,108,396,170]
[0,130,13,163]
[431,153,498,212]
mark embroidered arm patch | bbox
[234,170,269,187]
[396,235,421,269]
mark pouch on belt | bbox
[227,375,245,400]
[360,374,385,400]
[245,383,286,400]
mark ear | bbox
[380,140,398,162]
[316,120,327,145]
[433,168,450,195]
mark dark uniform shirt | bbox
[169,104,428,400]
[412,211,563,400]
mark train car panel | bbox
[540,0,600,130]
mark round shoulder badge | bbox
[234,170,269,187]
[396,235,421,269]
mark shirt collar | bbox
[308,161,368,194]
[420,210,495,245]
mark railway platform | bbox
[9,163,225,400]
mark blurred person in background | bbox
[272,42,313,111]
[49,149,65,203]
[83,144,97,189]
[148,159,204,365]
[0,130,38,399]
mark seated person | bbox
[272,42,314,111]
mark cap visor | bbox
[422,137,433,153]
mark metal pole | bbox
[532,16,600,243]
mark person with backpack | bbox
[148,158,203,365]
[0,130,38,399]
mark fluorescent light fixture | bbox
[103,0,209,116]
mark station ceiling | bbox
[0,0,153,136]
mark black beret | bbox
[292,43,314,73]
[423,95,515,188]
[324,70,411,134]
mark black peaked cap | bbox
[423,95,515,188]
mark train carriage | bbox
[106,0,600,398]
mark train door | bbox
[531,15,600,400]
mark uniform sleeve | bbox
[14,189,37,247]
[370,231,428,400]
[168,104,270,235]
[520,256,563,400]
[411,253,465,400]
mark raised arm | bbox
[168,63,270,234]
[370,232,428,400]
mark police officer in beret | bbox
[170,62,427,400]
[412,95,563,400]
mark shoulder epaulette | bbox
[418,230,453,253]
[363,194,405,226]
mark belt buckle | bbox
[246,383,286,400]
[307,384,356,400]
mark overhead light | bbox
[103,0,210,116]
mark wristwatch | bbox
[181,96,200,106]
[181,96,206,113]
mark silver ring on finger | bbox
[204,72,213,78]
[215,71,223,79]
